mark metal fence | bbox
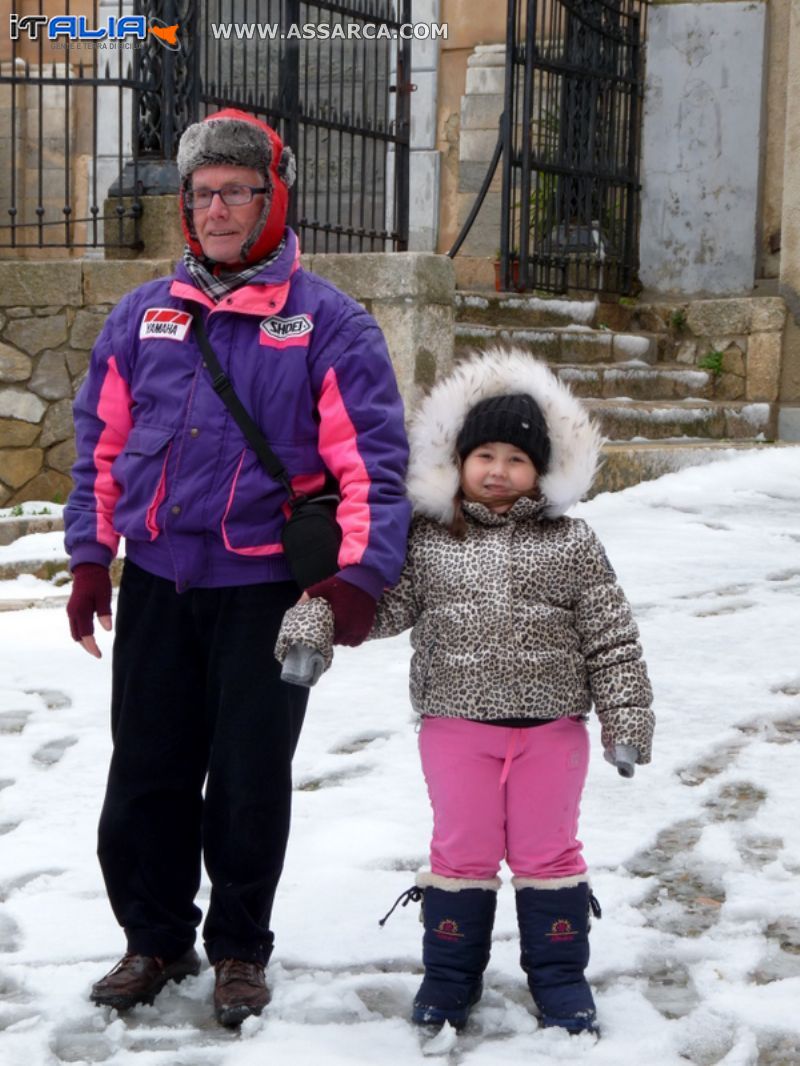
[0,0,412,254]
[198,0,412,252]
[498,0,647,294]
[0,5,148,251]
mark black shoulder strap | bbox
[192,308,295,499]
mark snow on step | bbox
[611,334,652,359]
[454,323,656,365]
[603,367,709,388]
[557,364,715,401]
[457,293,597,322]
[455,291,598,328]
[584,400,774,442]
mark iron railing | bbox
[195,0,412,252]
[0,2,148,251]
[500,0,647,294]
[0,0,412,253]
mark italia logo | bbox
[260,314,314,343]
[140,308,192,341]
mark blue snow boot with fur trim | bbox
[514,879,601,1035]
[411,880,498,1030]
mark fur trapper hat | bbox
[407,347,604,522]
[177,108,296,264]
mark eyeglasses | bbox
[185,184,267,210]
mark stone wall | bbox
[0,260,175,506]
[405,0,442,252]
[760,0,791,280]
[435,0,507,259]
[780,0,800,326]
[604,294,788,405]
[451,44,505,292]
[639,1,767,295]
[0,254,455,506]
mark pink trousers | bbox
[418,716,589,881]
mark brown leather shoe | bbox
[213,958,270,1027]
[90,948,201,1009]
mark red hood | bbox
[179,108,291,266]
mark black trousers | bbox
[98,560,308,965]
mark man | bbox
[64,109,410,1026]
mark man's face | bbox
[189,164,267,266]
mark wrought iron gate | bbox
[499,0,647,294]
[0,0,411,253]
[190,0,413,252]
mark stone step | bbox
[455,322,657,364]
[0,593,69,613]
[0,557,70,582]
[0,514,63,547]
[455,290,599,329]
[591,441,797,496]
[456,291,788,339]
[584,399,776,442]
[557,363,717,401]
[0,555,122,590]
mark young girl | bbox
[276,348,654,1036]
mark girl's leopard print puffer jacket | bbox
[370,495,654,762]
[276,347,654,763]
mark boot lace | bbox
[378,885,423,926]
[108,953,164,975]
[215,958,263,985]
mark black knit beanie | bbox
[456,393,551,474]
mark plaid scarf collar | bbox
[182,237,287,303]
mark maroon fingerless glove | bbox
[67,563,112,642]
[305,576,377,647]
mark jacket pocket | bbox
[221,443,328,558]
[220,448,287,557]
[421,639,438,704]
[410,624,438,712]
[110,424,174,542]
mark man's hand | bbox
[67,563,113,658]
[303,576,376,647]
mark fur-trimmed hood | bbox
[406,348,604,522]
[177,109,296,265]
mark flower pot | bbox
[494,257,521,292]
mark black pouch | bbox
[281,493,342,589]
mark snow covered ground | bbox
[1,446,799,1066]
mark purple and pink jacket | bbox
[64,229,411,596]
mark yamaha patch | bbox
[259,314,314,347]
[140,308,193,342]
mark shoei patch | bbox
[259,314,314,347]
[140,308,193,341]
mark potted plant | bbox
[493,251,521,292]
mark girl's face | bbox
[461,441,539,514]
